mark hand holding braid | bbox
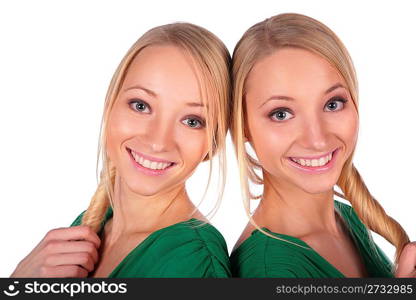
[81,164,116,233]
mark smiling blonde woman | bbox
[230,13,415,278]
[11,23,231,278]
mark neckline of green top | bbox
[255,227,346,277]
[99,207,204,277]
[236,200,364,278]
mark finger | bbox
[40,265,89,278]
[396,242,416,277]
[44,240,99,264]
[45,252,95,273]
[44,226,101,249]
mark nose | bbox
[143,115,175,153]
[299,113,329,151]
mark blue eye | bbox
[129,99,151,113]
[269,108,294,121]
[181,117,205,129]
[324,97,347,112]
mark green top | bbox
[71,208,231,278]
[230,200,394,278]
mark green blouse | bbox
[71,208,231,278]
[230,201,394,278]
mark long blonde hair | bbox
[81,23,231,232]
[230,13,409,266]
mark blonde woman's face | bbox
[244,48,358,194]
[106,45,209,196]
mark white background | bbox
[1,0,415,276]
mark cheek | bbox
[177,130,209,166]
[337,109,359,151]
[247,117,290,169]
[106,110,144,160]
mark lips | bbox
[289,149,335,167]
[287,148,340,173]
[126,147,176,175]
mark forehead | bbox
[246,48,345,99]
[121,45,202,101]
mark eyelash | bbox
[268,96,348,122]
[181,116,206,129]
[268,108,294,122]
[129,99,151,113]
[128,99,205,129]
[324,96,347,112]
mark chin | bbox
[300,185,333,195]
[295,178,337,195]
[127,183,165,197]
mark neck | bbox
[255,172,341,237]
[107,173,196,240]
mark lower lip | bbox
[127,149,175,176]
[286,148,340,174]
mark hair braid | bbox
[338,162,409,264]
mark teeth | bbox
[291,152,333,168]
[130,150,172,170]
[143,159,151,168]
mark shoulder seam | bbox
[190,224,226,277]
[262,232,302,277]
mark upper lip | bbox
[289,148,337,160]
[127,147,175,164]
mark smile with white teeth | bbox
[130,150,172,170]
[290,152,333,167]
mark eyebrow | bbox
[325,83,346,94]
[124,85,157,97]
[258,82,346,108]
[186,102,205,107]
[123,85,204,107]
